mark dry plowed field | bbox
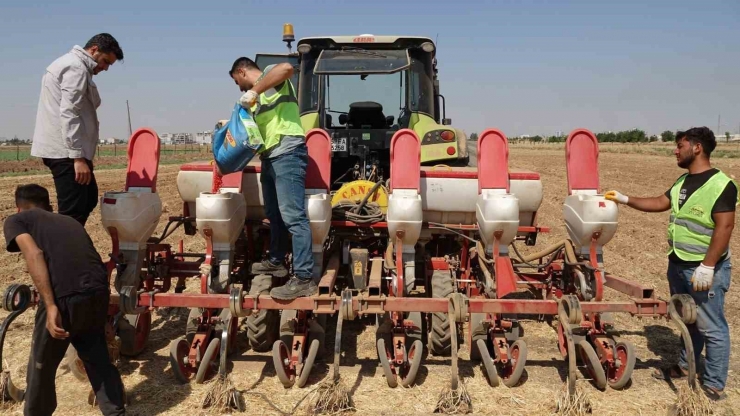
[0,148,738,415]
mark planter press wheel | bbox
[195,337,221,384]
[119,311,152,357]
[476,339,500,387]
[296,338,320,388]
[272,340,294,388]
[499,339,527,387]
[169,336,192,384]
[557,295,579,395]
[607,340,636,390]
[576,339,607,390]
[669,294,698,389]
[0,284,32,402]
[556,322,568,358]
[272,337,320,389]
[399,340,423,388]
[376,338,398,388]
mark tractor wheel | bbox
[428,271,454,356]
[247,274,279,352]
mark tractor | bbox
[258,24,470,193]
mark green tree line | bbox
[508,129,688,144]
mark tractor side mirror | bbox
[442,118,452,126]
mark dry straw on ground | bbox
[0,370,9,406]
[434,382,472,414]
[669,384,714,416]
[305,378,354,415]
[553,384,593,415]
[202,375,244,413]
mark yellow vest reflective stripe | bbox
[667,170,738,261]
[251,78,304,152]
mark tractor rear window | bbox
[315,49,410,74]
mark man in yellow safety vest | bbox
[229,57,317,300]
[606,126,736,401]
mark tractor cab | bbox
[254,26,468,191]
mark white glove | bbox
[239,90,258,109]
[604,190,629,205]
[690,263,714,292]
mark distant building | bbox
[195,131,213,144]
[159,132,195,145]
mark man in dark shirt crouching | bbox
[3,184,125,416]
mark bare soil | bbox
[1,149,738,415]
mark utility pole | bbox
[126,100,132,137]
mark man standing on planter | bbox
[228,57,316,300]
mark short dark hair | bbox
[229,57,260,76]
[84,33,124,61]
[676,126,716,157]
[15,184,52,211]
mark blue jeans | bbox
[667,257,732,390]
[260,142,314,280]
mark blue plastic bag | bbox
[212,102,264,174]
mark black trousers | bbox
[25,290,125,416]
[42,158,98,226]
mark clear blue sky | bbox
[1,0,738,141]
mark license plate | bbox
[332,136,347,152]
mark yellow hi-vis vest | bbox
[250,71,304,153]
[667,170,739,262]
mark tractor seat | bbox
[348,101,388,129]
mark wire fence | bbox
[0,143,213,162]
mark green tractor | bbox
[255,24,469,191]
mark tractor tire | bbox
[247,274,279,352]
[428,271,454,356]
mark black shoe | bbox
[269,276,318,300]
[251,259,288,277]
[701,385,727,401]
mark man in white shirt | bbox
[31,33,124,226]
